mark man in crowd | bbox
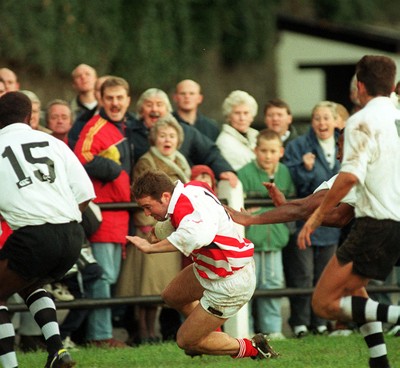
[20,90,52,133]
[74,76,133,348]
[0,68,19,92]
[70,64,98,121]
[172,79,220,141]
[68,75,111,150]
[46,99,73,144]
[263,98,298,147]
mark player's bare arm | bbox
[297,172,358,249]
[224,206,258,226]
[323,203,354,227]
[126,235,177,253]
[226,185,354,231]
[226,190,328,226]
[263,182,287,206]
[78,199,91,213]
[223,183,286,225]
[263,182,354,227]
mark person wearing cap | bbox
[191,165,217,192]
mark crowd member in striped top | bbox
[127,169,279,360]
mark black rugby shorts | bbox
[336,217,400,281]
[0,221,83,282]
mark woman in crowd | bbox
[216,90,259,171]
[282,100,341,337]
[116,114,191,344]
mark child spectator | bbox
[190,165,217,192]
[181,164,218,271]
[237,129,295,340]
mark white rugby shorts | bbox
[195,259,256,319]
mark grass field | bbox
[17,334,400,367]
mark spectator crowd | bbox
[0,63,400,355]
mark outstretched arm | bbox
[297,172,357,248]
[226,191,327,226]
[225,189,354,228]
[126,236,178,253]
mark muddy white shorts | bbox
[194,259,256,319]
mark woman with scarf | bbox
[116,114,191,345]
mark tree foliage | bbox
[0,0,398,92]
[219,0,277,66]
[0,0,278,90]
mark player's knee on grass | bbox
[176,330,196,351]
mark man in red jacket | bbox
[74,76,132,348]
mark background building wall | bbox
[276,31,400,121]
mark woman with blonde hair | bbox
[282,100,341,338]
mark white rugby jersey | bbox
[0,123,95,229]
[166,181,254,280]
[340,97,400,220]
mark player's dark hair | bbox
[0,91,32,128]
[356,55,396,97]
[132,169,175,201]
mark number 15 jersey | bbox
[0,123,95,230]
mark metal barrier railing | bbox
[8,200,397,313]
[7,286,400,312]
[97,198,278,211]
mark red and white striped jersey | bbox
[167,180,254,280]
